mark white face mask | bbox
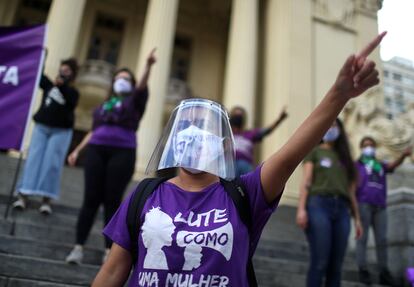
[323,126,340,142]
[173,125,224,172]
[362,146,376,157]
[113,78,133,94]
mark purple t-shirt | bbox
[90,88,148,148]
[356,161,391,207]
[103,166,280,287]
[233,129,264,164]
[89,125,136,149]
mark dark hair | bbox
[331,119,356,181]
[359,136,377,148]
[230,106,247,128]
[230,106,247,117]
[106,67,137,100]
[60,58,79,80]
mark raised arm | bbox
[260,32,386,203]
[386,147,412,172]
[136,48,157,90]
[260,107,288,138]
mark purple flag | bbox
[0,25,46,151]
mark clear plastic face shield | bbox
[146,99,236,180]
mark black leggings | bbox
[76,144,135,248]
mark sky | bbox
[377,0,414,62]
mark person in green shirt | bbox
[296,118,363,287]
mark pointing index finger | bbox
[357,31,387,59]
[150,47,157,55]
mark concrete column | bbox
[261,0,312,205]
[136,0,180,174]
[20,0,86,152]
[0,0,20,25]
[44,0,87,76]
[223,0,258,127]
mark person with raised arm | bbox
[355,136,411,286]
[91,33,385,287]
[13,57,79,215]
[65,49,156,265]
[230,106,288,176]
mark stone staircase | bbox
[0,153,389,286]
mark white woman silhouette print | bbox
[141,207,176,270]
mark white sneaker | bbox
[65,245,83,265]
[102,248,110,264]
[12,198,26,210]
[39,203,52,215]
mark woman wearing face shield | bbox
[65,49,156,265]
[92,33,386,287]
[355,136,411,286]
[296,119,363,287]
[12,57,79,215]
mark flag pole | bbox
[4,152,23,220]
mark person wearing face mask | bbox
[89,33,385,287]
[65,49,156,265]
[12,57,79,215]
[355,136,412,286]
[230,106,288,176]
[296,119,363,287]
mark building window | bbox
[14,0,52,25]
[86,13,125,65]
[171,35,192,81]
[393,73,402,81]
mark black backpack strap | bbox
[127,177,172,265]
[220,178,257,287]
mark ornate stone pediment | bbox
[355,0,383,17]
[343,87,414,162]
[313,0,355,27]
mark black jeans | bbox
[76,144,136,248]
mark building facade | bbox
[0,0,384,205]
[383,57,414,118]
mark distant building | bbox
[383,57,414,118]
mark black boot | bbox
[359,268,372,285]
[379,269,397,286]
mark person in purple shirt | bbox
[91,33,385,287]
[356,136,411,286]
[230,106,288,176]
[64,49,157,265]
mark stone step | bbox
[0,234,103,266]
[253,256,388,286]
[0,276,87,287]
[2,215,362,268]
[0,202,103,232]
[0,154,137,210]
[0,253,98,286]
[255,269,387,287]
[0,218,105,248]
[256,238,358,266]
